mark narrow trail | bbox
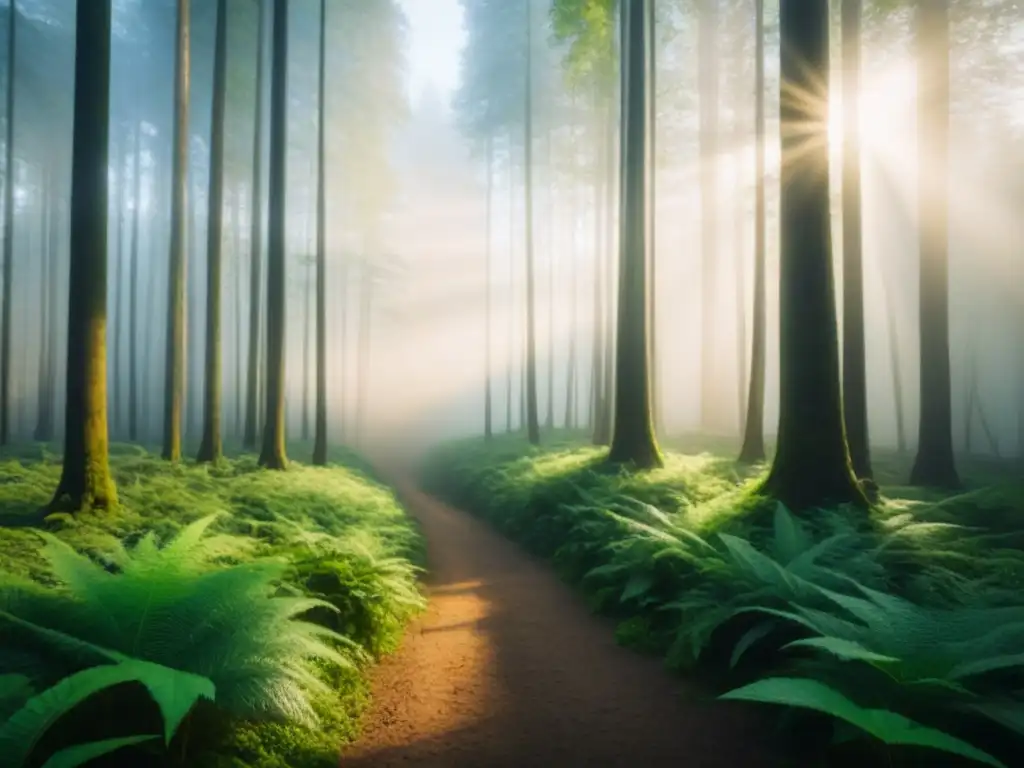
[340,475,781,768]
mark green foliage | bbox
[0,449,424,768]
[422,431,1024,766]
[0,659,211,768]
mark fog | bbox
[6,0,1024,463]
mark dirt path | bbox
[340,477,781,768]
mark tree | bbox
[197,0,228,464]
[841,0,871,480]
[127,117,142,441]
[698,0,719,433]
[758,0,866,511]
[483,133,494,441]
[162,0,190,462]
[0,0,15,445]
[910,0,959,489]
[523,0,540,446]
[312,0,329,465]
[738,0,767,464]
[50,0,116,512]
[607,0,661,469]
[243,0,267,451]
[257,0,288,470]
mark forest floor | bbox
[340,472,780,768]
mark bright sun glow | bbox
[829,60,917,158]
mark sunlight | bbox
[829,59,917,160]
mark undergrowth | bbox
[421,431,1024,768]
[0,444,425,768]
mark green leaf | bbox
[122,659,215,744]
[729,621,778,669]
[948,653,1024,682]
[620,572,654,603]
[39,735,159,768]
[0,663,148,767]
[782,637,901,667]
[720,677,1006,768]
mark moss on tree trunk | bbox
[51,0,116,513]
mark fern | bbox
[1,516,363,726]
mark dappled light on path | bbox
[339,478,779,768]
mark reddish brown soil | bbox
[340,477,782,768]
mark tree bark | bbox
[312,0,329,465]
[739,0,767,464]
[162,0,190,462]
[243,0,267,450]
[258,0,289,470]
[607,0,662,469]
[50,0,116,512]
[484,132,493,440]
[698,0,718,433]
[841,0,872,479]
[128,118,142,441]
[0,0,16,446]
[523,0,540,445]
[33,164,51,442]
[758,0,866,511]
[197,0,228,463]
[111,136,125,437]
[910,0,959,488]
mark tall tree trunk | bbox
[258,0,288,470]
[40,187,62,442]
[302,255,311,441]
[162,0,190,462]
[484,132,493,440]
[881,273,907,453]
[312,0,329,464]
[186,179,200,441]
[608,0,661,469]
[759,0,866,511]
[233,183,243,437]
[591,87,607,444]
[523,0,540,445]
[0,0,15,446]
[841,0,871,479]
[564,160,578,430]
[354,261,372,447]
[111,137,125,437]
[51,0,116,512]
[34,164,51,442]
[244,0,267,449]
[910,0,959,488]
[732,29,747,436]
[698,0,718,433]
[648,0,659,436]
[506,145,514,434]
[197,0,227,463]
[738,0,767,464]
[128,118,142,441]
[544,129,554,431]
[598,84,617,444]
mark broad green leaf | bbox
[620,572,654,602]
[123,659,215,744]
[729,621,778,669]
[783,637,901,667]
[40,735,159,768]
[720,677,1006,768]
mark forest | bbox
[0,0,1022,766]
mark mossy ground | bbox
[0,440,425,768]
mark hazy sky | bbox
[399,0,466,105]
